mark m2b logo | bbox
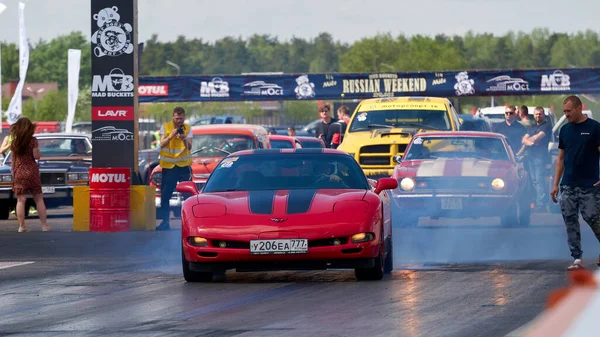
[92,106,134,121]
[92,68,134,98]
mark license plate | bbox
[42,186,55,194]
[250,239,308,255]
[441,197,462,210]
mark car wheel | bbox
[518,199,531,227]
[384,238,393,274]
[500,202,518,227]
[355,244,385,281]
[0,202,9,220]
[181,247,213,282]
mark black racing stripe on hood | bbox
[248,190,276,214]
[287,189,317,214]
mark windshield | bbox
[349,109,451,132]
[192,133,256,156]
[298,141,323,148]
[203,153,370,192]
[270,139,294,149]
[4,137,92,164]
[404,136,509,161]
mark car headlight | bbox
[491,178,505,190]
[0,174,12,183]
[351,232,375,243]
[400,177,415,191]
[151,172,162,185]
[68,173,89,181]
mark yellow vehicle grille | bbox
[358,144,408,166]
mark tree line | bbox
[1,28,600,123]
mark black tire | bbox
[500,204,518,227]
[518,199,531,227]
[355,244,385,281]
[384,239,393,274]
[182,247,213,282]
[0,202,9,220]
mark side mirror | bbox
[176,181,199,195]
[374,177,399,195]
[393,154,403,164]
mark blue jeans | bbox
[528,156,548,207]
[160,165,191,222]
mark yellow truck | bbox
[337,97,462,179]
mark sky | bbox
[0,0,598,45]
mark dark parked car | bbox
[459,114,493,131]
[0,133,92,219]
[138,148,160,185]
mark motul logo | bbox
[91,173,127,183]
[139,85,168,96]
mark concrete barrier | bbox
[73,186,156,231]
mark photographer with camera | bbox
[157,107,192,231]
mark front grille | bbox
[360,145,390,154]
[397,144,407,154]
[360,157,390,165]
[415,177,493,191]
[40,172,66,186]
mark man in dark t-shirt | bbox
[551,95,600,271]
[491,105,527,156]
[314,104,338,148]
[521,107,553,211]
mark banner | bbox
[90,0,137,171]
[137,68,600,103]
[65,49,81,133]
[5,2,29,125]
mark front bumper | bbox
[183,239,381,272]
[0,185,76,207]
[392,191,515,217]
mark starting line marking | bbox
[0,262,35,270]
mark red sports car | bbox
[391,131,532,227]
[176,148,398,282]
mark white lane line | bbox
[0,261,35,270]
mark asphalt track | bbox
[1,207,599,337]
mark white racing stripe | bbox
[461,159,492,177]
[560,269,600,337]
[0,261,35,270]
[416,158,447,176]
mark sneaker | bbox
[568,259,584,271]
[155,221,171,231]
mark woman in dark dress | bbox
[1,118,51,232]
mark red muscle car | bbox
[176,148,398,282]
[391,131,532,227]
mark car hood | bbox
[191,156,223,177]
[343,127,435,145]
[195,189,368,216]
[396,158,515,178]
